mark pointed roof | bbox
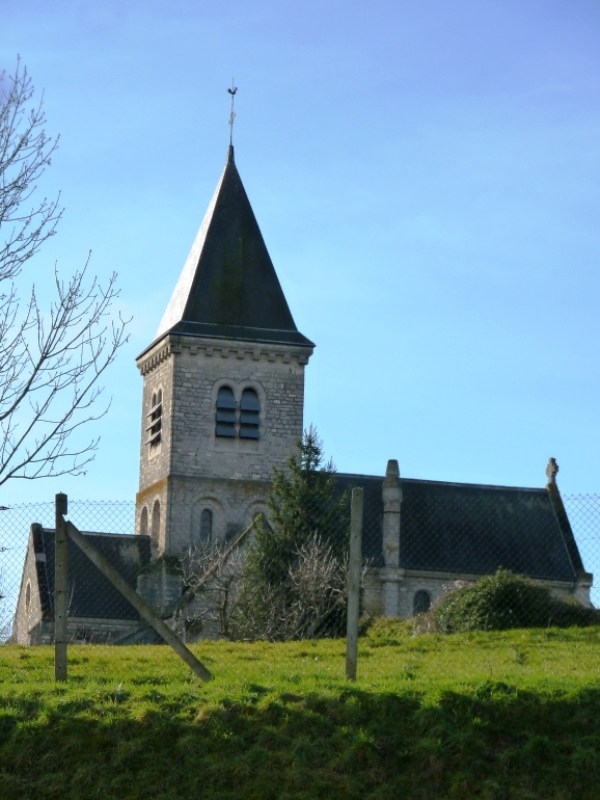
[153,146,313,349]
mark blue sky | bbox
[2,0,600,506]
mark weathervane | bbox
[227,80,238,145]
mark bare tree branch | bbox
[176,521,257,639]
[0,57,61,281]
[0,58,129,487]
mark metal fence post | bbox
[54,493,68,681]
[346,487,363,680]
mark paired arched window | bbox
[146,388,163,447]
[139,500,161,547]
[215,385,261,440]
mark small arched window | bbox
[151,499,161,540]
[200,509,213,543]
[240,388,260,439]
[140,507,149,535]
[215,386,236,438]
[413,590,431,616]
[146,388,162,447]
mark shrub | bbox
[430,570,600,633]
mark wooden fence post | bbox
[66,521,213,682]
[346,487,363,680]
[54,493,69,681]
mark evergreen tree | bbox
[232,427,349,640]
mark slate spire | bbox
[155,147,313,348]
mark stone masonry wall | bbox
[168,336,309,482]
[136,333,312,555]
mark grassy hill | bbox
[2,624,600,799]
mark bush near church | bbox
[427,569,600,633]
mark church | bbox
[12,142,593,644]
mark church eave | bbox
[166,320,315,348]
[137,322,314,361]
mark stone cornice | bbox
[137,333,312,375]
[137,339,173,375]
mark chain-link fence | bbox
[564,493,600,598]
[0,501,135,643]
[1,492,599,647]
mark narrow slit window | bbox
[240,388,260,439]
[140,507,149,535]
[200,509,213,543]
[215,386,236,437]
[151,499,161,539]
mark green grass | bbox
[2,626,600,799]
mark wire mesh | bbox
[1,492,599,646]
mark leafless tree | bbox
[284,534,348,639]
[232,533,349,641]
[179,538,246,640]
[177,525,352,642]
[177,521,258,639]
[0,58,129,488]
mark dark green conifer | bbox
[234,427,349,640]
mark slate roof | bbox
[335,473,586,583]
[31,525,152,621]
[146,146,314,353]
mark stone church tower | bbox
[135,145,314,555]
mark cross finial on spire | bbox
[227,80,238,146]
